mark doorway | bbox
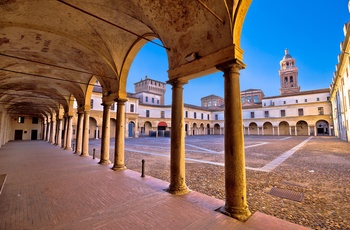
[14,130,23,140]
[31,130,38,140]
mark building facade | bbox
[330,19,350,142]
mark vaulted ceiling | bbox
[0,0,251,118]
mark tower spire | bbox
[279,49,300,95]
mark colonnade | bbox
[27,60,251,221]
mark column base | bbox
[74,151,81,155]
[64,147,72,150]
[166,185,191,195]
[99,159,111,165]
[219,205,251,222]
[80,153,89,157]
[112,164,126,171]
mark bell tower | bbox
[279,49,300,95]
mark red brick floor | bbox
[0,141,310,229]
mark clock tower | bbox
[279,49,300,95]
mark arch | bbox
[296,120,308,136]
[143,121,152,135]
[192,123,198,135]
[279,121,290,135]
[316,120,329,136]
[128,121,135,138]
[214,124,221,135]
[119,34,164,99]
[206,124,210,135]
[263,122,273,135]
[249,122,258,135]
[157,121,167,131]
[185,123,189,136]
[89,117,98,139]
[199,123,205,135]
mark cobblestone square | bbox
[88,135,350,229]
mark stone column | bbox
[277,126,280,136]
[112,98,127,170]
[57,119,62,146]
[81,110,90,156]
[42,120,47,141]
[65,116,73,150]
[46,118,51,142]
[100,103,112,165]
[289,126,292,136]
[295,126,297,136]
[166,80,189,195]
[62,117,67,148]
[217,61,251,221]
[95,126,99,139]
[75,111,84,154]
[272,126,275,136]
[50,116,56,144]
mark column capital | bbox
[166,79,188,88]
[115,98,128,104]
[216,59,246,73]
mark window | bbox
[90,99,94,109]
[157,100,159,104]
[161,111,165,118]
[290,76,293,83]
[18,116,25,123]
[281,110,286,117]
[284,77,288,84]
[207,114,210,120]
[194,112,197,119]
[283,101,286,104]
[215,114,218,120]
[272,102,275,106]
[250,112,255,118]
[254,95,259,103]
[201,113,203,119]
[318,107,324,115]
[145,96,148,102]
[111,103,115,111]
[130,104,134,113]
[152,98,154,103]
[264,111,269,118]
[247,96,252,102]
[295,100,298,103]
[241,97,245,103]
[146,110,150,117]
[298,108,304,116]
[32,117,38,124]
[304,99,307,102]
[213,100,217,106]
[185,111,188,118]
[317,97,320,101]
[327,96,330,101]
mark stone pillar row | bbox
[46,65,250,222]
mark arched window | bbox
[284,77,288,84]
[290,76,294,83]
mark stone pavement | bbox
[0,140,309,229]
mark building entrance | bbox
[14,130,23,140]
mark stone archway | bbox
[128,121,135,138]
[316,120,329,136]
[249,122,258,135]
[207,124,211,135]
[214,124,221,135]
[143,121,152,136]
[279,121,290,135]
[89,117,98,139]
[296,120,308,136]
[199,123,205,135]
[192,123,198,135]
[263,122,273,135]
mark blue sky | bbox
[127,1,349,106]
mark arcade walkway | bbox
[0,141,309,230]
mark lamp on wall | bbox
[185,52,198,62]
